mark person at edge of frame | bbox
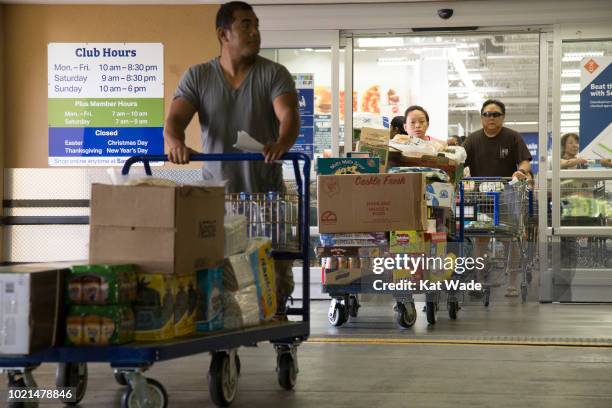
[163,1,300,319]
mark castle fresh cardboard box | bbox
[317,173,426,233]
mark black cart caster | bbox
[328,299,347,327]
[7,368,39,408]
[448,301,459,320]
[56,363,88,405]
[120,377,167,408]
[208,350,240,407]
[275,345,299,391]
[521,282,528,303]
[348,295,360,319]
[394,301,417,329]
[483,288,491,307]
[426,301,437,325]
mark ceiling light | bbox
[561,120,580,127]
[561,83,580,91]
[561,95,580,102]
[562,69,581,78]
[505,121,538,125]
[560,127,579,133]
[561,113,580,120]
[561,104,580,112]
[357,37,403,48]
[562,51,604,62]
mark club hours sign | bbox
[48,43,164,166]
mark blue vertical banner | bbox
[579,57,612,160]
[292,73,315,159]
[521,132,539,174]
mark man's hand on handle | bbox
[263,140,291,164]
[168,144,199,164]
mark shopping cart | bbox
[0,152,311,408]
[459,177,531,304]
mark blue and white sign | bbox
[48,43,164,166]
[292,73,314,159]
[579,56,612,160]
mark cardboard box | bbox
[89,183,224,275]
[196,267,224,332]
[390,231,425,254]
[357,143,389,172]
[318,173,427,233]
[134,274,175,341]
[67,264,137,305]
[323,268,362,286]
[66,305,134,346]
[174,274,197,337]
[426,182,455,209]
[0,264,68,354]
[317,158,380,175]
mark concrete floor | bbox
[3,298,612,407]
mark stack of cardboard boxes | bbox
[316,156,457,288]
[89,182,226,341]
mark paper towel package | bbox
[222,285,260,330]
[224,215,248,257]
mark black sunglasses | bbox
[482,111,504,118]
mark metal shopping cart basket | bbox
[0,152,311,408]
[459,177,531,303]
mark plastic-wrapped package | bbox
[222,285,260,330]
[388,166,450,182]
[440,146,467,164]
[224,215,247,257]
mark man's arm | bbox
[263,92,300,163]
[164,97,198,164]
[512,160,532,180]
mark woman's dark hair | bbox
[390,116,408,134]
[404,105,429,123]
[480,99,506,115]
[216,1,253,30]
[561,132,579,157]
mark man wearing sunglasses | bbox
[464,99,532,180]
[464,100,532,298]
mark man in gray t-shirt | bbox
[165,2,299,194]
[165,2,300,317]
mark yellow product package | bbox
[247,238,277,321]
[134,274,175,341]
[174,273,197,337]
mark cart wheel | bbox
[483,289,490,307]
[208,352,239,407]
[277,353,297,390]
[121,378,167,408]
[328,301,347,327]
[348,295,360,318]
[448,301,458,320]
[394,301,417,328]
[56,363,87,405]
[526,270,533,285]
[426,301,437,325]
[115,371,128,386]
[521,283,528,303]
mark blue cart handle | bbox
[462,177,514,181]
[121,152,311,176]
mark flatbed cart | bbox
[0,152,311,408]
[459,177,531,304]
